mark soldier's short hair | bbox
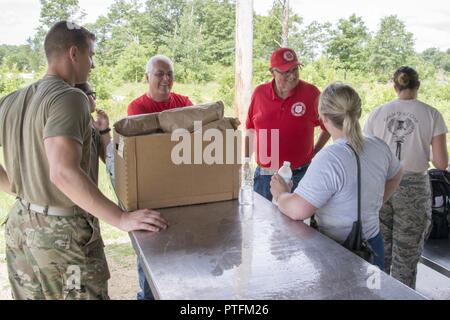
[44,21,96,61]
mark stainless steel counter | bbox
[130,192,425,300]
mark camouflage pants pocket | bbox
[60,257,109,300]
[62,214,110,300]
[78,214,102,251]
[12,212,109,300]
[4,201,22,249]
[5,218,18,250]
[5,202,45,299]
[24,259,109,300]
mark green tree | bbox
[89,0,185,68]
[163,1,211,83]
[143,0,185,49]
[290,21,332,63]
[253,2,302,60]
[217,66,235,108]
[253,12,280,60]
[39,0,85,29]
[89,65,115,100]
[422,47,450,72]
[0,65,25,96]
[368,15,415,77]
[0,45,12,65]
[0,45,32,71]
[326,14,370,75]
[28,0,86,71]
[193,0,235,66]
[3,46,33,72]
[26,37,44,72]
[115,43,153,82]
[88,0,145,67]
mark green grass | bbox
[104,243,135,267]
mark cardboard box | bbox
[113,127,241,211]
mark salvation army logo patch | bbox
[291,102,306,117]
[283,50,295,62]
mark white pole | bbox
[282,0,289,47]
[234,0,254,295]
[234,0,253,126]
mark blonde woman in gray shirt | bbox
[364,66,448,288]
[271,82,403,269]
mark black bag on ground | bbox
[342,144,375,264]
[428,169,450,239]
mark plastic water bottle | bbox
[272,161,293,206]
[239,157,254,206]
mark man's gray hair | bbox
[146,54,174,74]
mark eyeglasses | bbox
[87,91,96,100]
[272,66,299,78]
[151,72,174,79]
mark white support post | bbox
[234,0,253,126]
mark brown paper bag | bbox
[158,101,225,133]
[198,117,241,131]
[113,112,160,137]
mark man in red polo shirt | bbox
[127,54,193,115]
[127,55,193,301]
[246,47,330,201]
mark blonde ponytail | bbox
[319,82,364,154]
[342,112,364,154]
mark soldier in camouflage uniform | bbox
[0,21,168,300]
[364,66,448,289]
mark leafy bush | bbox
[114,43,154,83]
[0,65,24,96]
[217,67,234,109]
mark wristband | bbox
[99,127,111,135]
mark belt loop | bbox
[43,206,49,216]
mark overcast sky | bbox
[1,0,449,52]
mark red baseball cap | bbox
[270,48,302,72]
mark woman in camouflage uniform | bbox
[364,66,448,288]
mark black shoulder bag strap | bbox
[342,143,375,263]
[342,143,364,251]
[347,143,362,230]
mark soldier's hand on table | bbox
[119,209,168,232]
[270,174,291,199]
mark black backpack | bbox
[428,169,450,239]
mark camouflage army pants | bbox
[4,200,110,300]
[380,173,431,289]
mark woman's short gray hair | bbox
[146,55,174,74]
